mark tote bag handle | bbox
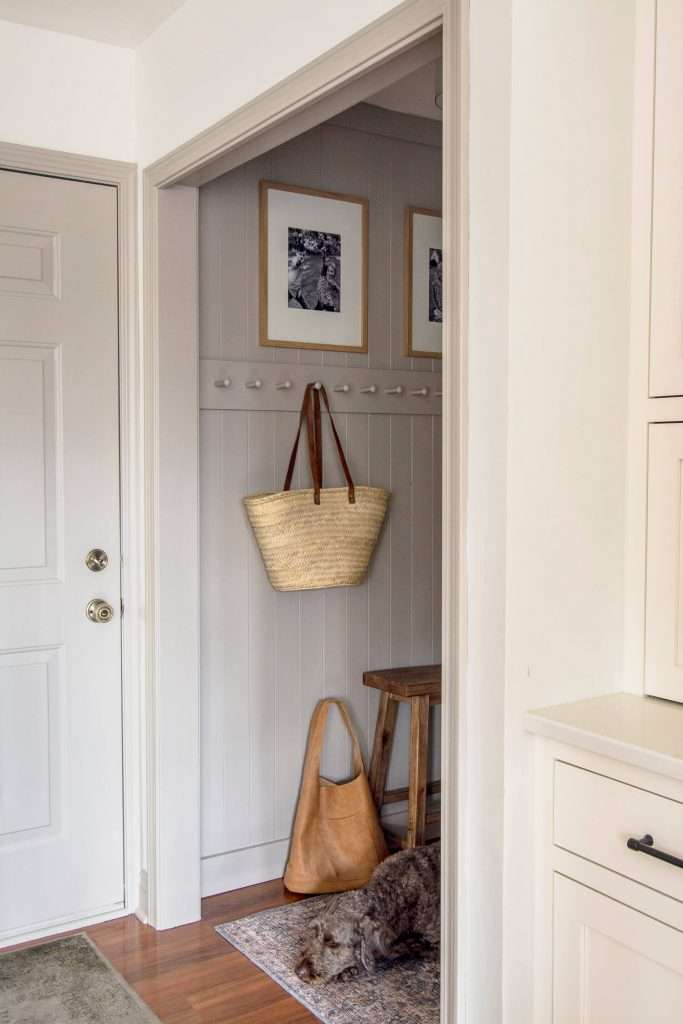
[301,699,364,783]
[283,383,355,505]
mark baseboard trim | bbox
[0,903,128,950]
[200,806,435,900]
[201,839,290,897]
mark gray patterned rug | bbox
[0,934,161,1024]
[216,897,440,1024]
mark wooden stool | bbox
[363,665,441,849]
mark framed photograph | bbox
[260,180,368,352]
[404,207,443,358]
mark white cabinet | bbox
[645,423,683,701]
[532,737,683,1023]
[554,874,683,1023]
[650,0,683,396]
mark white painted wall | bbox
[503,0,636,1018]
[463,0,510,1018]
[135,0,404,167]
[0,20,135,161]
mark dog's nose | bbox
[296,957,315,982]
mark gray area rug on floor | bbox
[216,897,440,1024]
[0,934,161,1024]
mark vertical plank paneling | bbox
[411,415,434,663]
[199,110,443,886]
[247,412,277,845]
[244,156,273,363]
[433,415,443,661]
[217,168,249,361]
[347,414,371,762]
[367,413,392,775]
[362,134,392,372]
[200,411,251,857]
[389,140,414,373]
[431,415,443,778]
[199,411,225,854]
[273,411,303,836]
[321,414,350,780]
[198,184,222,360]
[387,414,413,790]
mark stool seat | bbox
[363,665,441,701]
[363,664,441,849]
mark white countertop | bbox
[525,692,683,781]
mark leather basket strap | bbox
[283,383,322,498]
[282,383,355,505]
[314,385,355,504]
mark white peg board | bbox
[199,359,443,415]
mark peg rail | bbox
[199,359,443,415]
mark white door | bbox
[553,874,683,1022]
[0,169,123,943]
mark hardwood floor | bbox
[12,881,315,1024]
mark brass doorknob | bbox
[86,598,114,623]
[85,548,109,572]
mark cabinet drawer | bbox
[554,761,683,902]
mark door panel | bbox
[0,344,59,581]
[554,875,683,1023]
[0,169,123,941]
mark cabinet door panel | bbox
[650,0,683,396]
[645,423,683,701]
[554,875,683,1023]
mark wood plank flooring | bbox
[9,881,314,1024]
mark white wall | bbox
[135,0,404,167]
[503,0,636,1018]
[0,20,135,161]
[464,0,510,1018]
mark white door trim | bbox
[0,142,142,938]
[143,0,469,1020]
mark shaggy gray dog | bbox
[295,842,440,985]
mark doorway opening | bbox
[198,47,445,899]
[144,2,465,1018]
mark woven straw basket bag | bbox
[244,383,389,592]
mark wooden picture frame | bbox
[260,180,369,353]
[404,206,443,358]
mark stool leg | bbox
[368,693,398,812]
[407,695,430,848]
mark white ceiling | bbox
[0,0,187,47]
[367,62,442,123]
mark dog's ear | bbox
[359,917,387,973]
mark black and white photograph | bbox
[260,180,368,353]
[287,228,341,313]
[428,247,443,323]
[405,207,443,357]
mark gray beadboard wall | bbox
[198,104,443,896]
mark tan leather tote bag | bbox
[284,698,388,894]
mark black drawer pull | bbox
[626,834,683,870]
